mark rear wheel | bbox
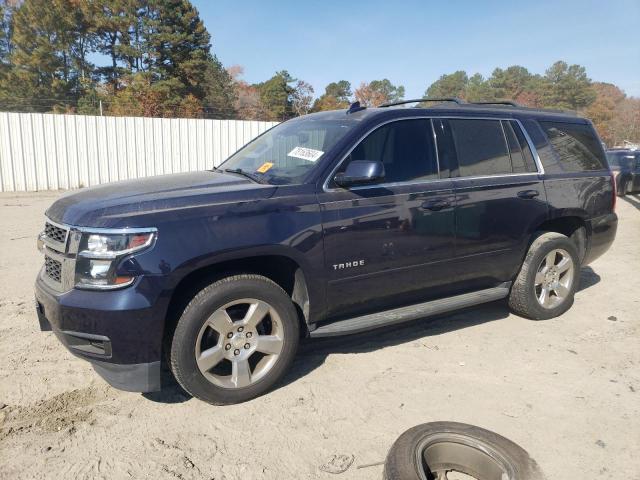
[170,274,299,405]
[509,232,580,320]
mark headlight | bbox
[75,229,156,290]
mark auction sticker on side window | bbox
[287,147,324,162]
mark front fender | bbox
[131,187,327,324]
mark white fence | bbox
[0,112,278,192]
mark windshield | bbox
[220,117,357,185]
[606,151,635,169]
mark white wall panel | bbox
[0,111,279,192]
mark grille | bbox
[45,256,62,283]
[45,222,67,244]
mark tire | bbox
[170,274,300,405]
[383,422,546,480]
[508,232,580,320]
[617,176,630,197]
[628,180,636,195]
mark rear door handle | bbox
[517,190,540,199]
[421,199,451,211]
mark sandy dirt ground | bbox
[0,191,639,480]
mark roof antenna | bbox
[346,101,366,114]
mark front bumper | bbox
[35,272,167,392]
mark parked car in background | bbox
[35,100,617,405]
[607,149,640,196]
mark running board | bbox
[310,283,511,338]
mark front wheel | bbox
[170,274,300,405]
[509,232,580,320]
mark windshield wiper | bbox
[223,168,263,184]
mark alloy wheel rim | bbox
[534,248,574,309]
[414,433,514,480]
[194,298,284,389]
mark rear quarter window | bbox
[539,121,607,173]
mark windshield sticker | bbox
[287,147,324,162]
[256,162,274,173]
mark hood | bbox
[46,171,277,228]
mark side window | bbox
[342,119,438,183]
[539,121,608,172]
[448,119,512,177]
[503,121,537,173]
[520,118,556,169]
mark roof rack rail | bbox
[378,97,465,107]
[471,100,520,107]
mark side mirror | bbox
[334,160,385,187]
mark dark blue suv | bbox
[35,100,618,404]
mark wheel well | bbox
[533,216,587,262]
[163,256,310,352]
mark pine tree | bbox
[93,0,143,89]
[0,0,96,111]
[203,56,237,118]
[0,0,13,101]
[0,1,12,67]
[5,0,73,111]
[258,70,296,120]
[312,80,351,111]
[424,71,468,99]
[145,0,211,100]
[542,61,596,111]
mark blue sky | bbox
[193,0,640,98]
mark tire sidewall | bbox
[171,276,299,405]
[384,422,546,480]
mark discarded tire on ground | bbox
[383,422,546,480]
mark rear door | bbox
[433,117,548,288]
[318,118,457,318]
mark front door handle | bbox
[517,190,540,199]
[421,199,451,211]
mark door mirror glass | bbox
[334,160,385,187]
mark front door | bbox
[318,118,457,319]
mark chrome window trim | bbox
[342,177,453,192]
[499,120,514,173]
[322,115,544,193]
[430,119,442,178]
[512,119,544,174]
